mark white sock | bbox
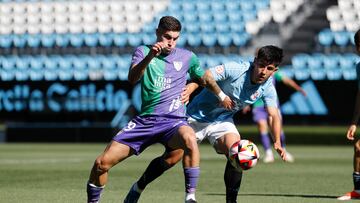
[185,193,196,201]
[133,182,143,194]
[265,149,273,156]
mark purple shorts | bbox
[113,115,188,155]
[252,107,268,122]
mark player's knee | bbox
[182,133,198,151]
[94,157,111,174]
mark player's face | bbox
[156,29,180,54]
[251,61,278,84]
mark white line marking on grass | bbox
[0,158,83,165]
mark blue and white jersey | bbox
[357,62,360,88]
[187,60,278,123]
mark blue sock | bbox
[87,182,104,203]
[260,133,271,151]
[353,172,360,190]
[184,167,200,194]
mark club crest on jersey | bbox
[250,91,261,100]
[215,65,224,74]
[173,61,183,71]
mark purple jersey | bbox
[131,45,204,118]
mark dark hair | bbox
[355,29,360,47]
[255,45,284,67]
[157,16,182,32]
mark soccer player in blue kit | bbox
[86,16,233,203]
[124,45,287,203]
[338,29,360,200]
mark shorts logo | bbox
[123,121,136,131]
[173,61,182,71]
[215,65,224,74]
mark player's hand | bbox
[181,87,191,105]
[274,142,286,161]
[346,124,357,140]
[220,96,235,110]
[149,42,164,57]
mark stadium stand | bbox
[0,0,359,141]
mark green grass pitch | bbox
[0,141,354,203]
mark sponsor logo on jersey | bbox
[173,61,183,71]
[250,90,261,100]
[215,65,224,74]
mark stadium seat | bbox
[318,29,334,47]
[333,31,350,46]
[187,33,202,47]
[201,33,217,47]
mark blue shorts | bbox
[113,115,188,155]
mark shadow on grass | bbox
[206,193,338,199]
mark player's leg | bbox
[214,132,242,203]
[258,119,274,163]
[253,107,273,163]
[167,125,200,203]
[87,141,134,203]
[124,149,183,203]
[338,139,360,200]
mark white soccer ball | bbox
[228,139,260,171]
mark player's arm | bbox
[197,70,235,110]
[266,106,286,160]
[282,77,307,96]
[181,82,199,105]
[128,43,163,85]
[347,90,360,140]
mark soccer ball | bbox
[228,139,260,171]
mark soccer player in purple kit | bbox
[338,29,360,200]
[124,45,287,203]
[86,16,233,203]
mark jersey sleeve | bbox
[188,52,205,79]
[131,46,147,66]
[209,61,241,81]
[262,82,278,108]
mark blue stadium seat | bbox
[213,12,227,22]
[186,23,200,33]
[55,34,70,47]
[318,29,333,47]
[241,1,255,10]
[99,33,113,47]
[215,24,230,33]
[291,54,309,69]
[142,33,155,45]
[84,33,99,47]
[41,34,56,48]
[333,32,350,46]
[232,33,250,47]
[187,33,202,47]
[307,53,324,69]
[201,33,217,47]
[0,35,12,48]
[113,33,127,47]
[2,56,16,70]
[127,33,143,47]
[176,33,187,47]
[26,34,41,48]
[13,34,27,48]
[200,23,215,33]
[198,13,212,22]
[340,53,358,69]
[217,33,232,47]
[69,34,85,47]
[228,12,243,22]
[323,53,340,69]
